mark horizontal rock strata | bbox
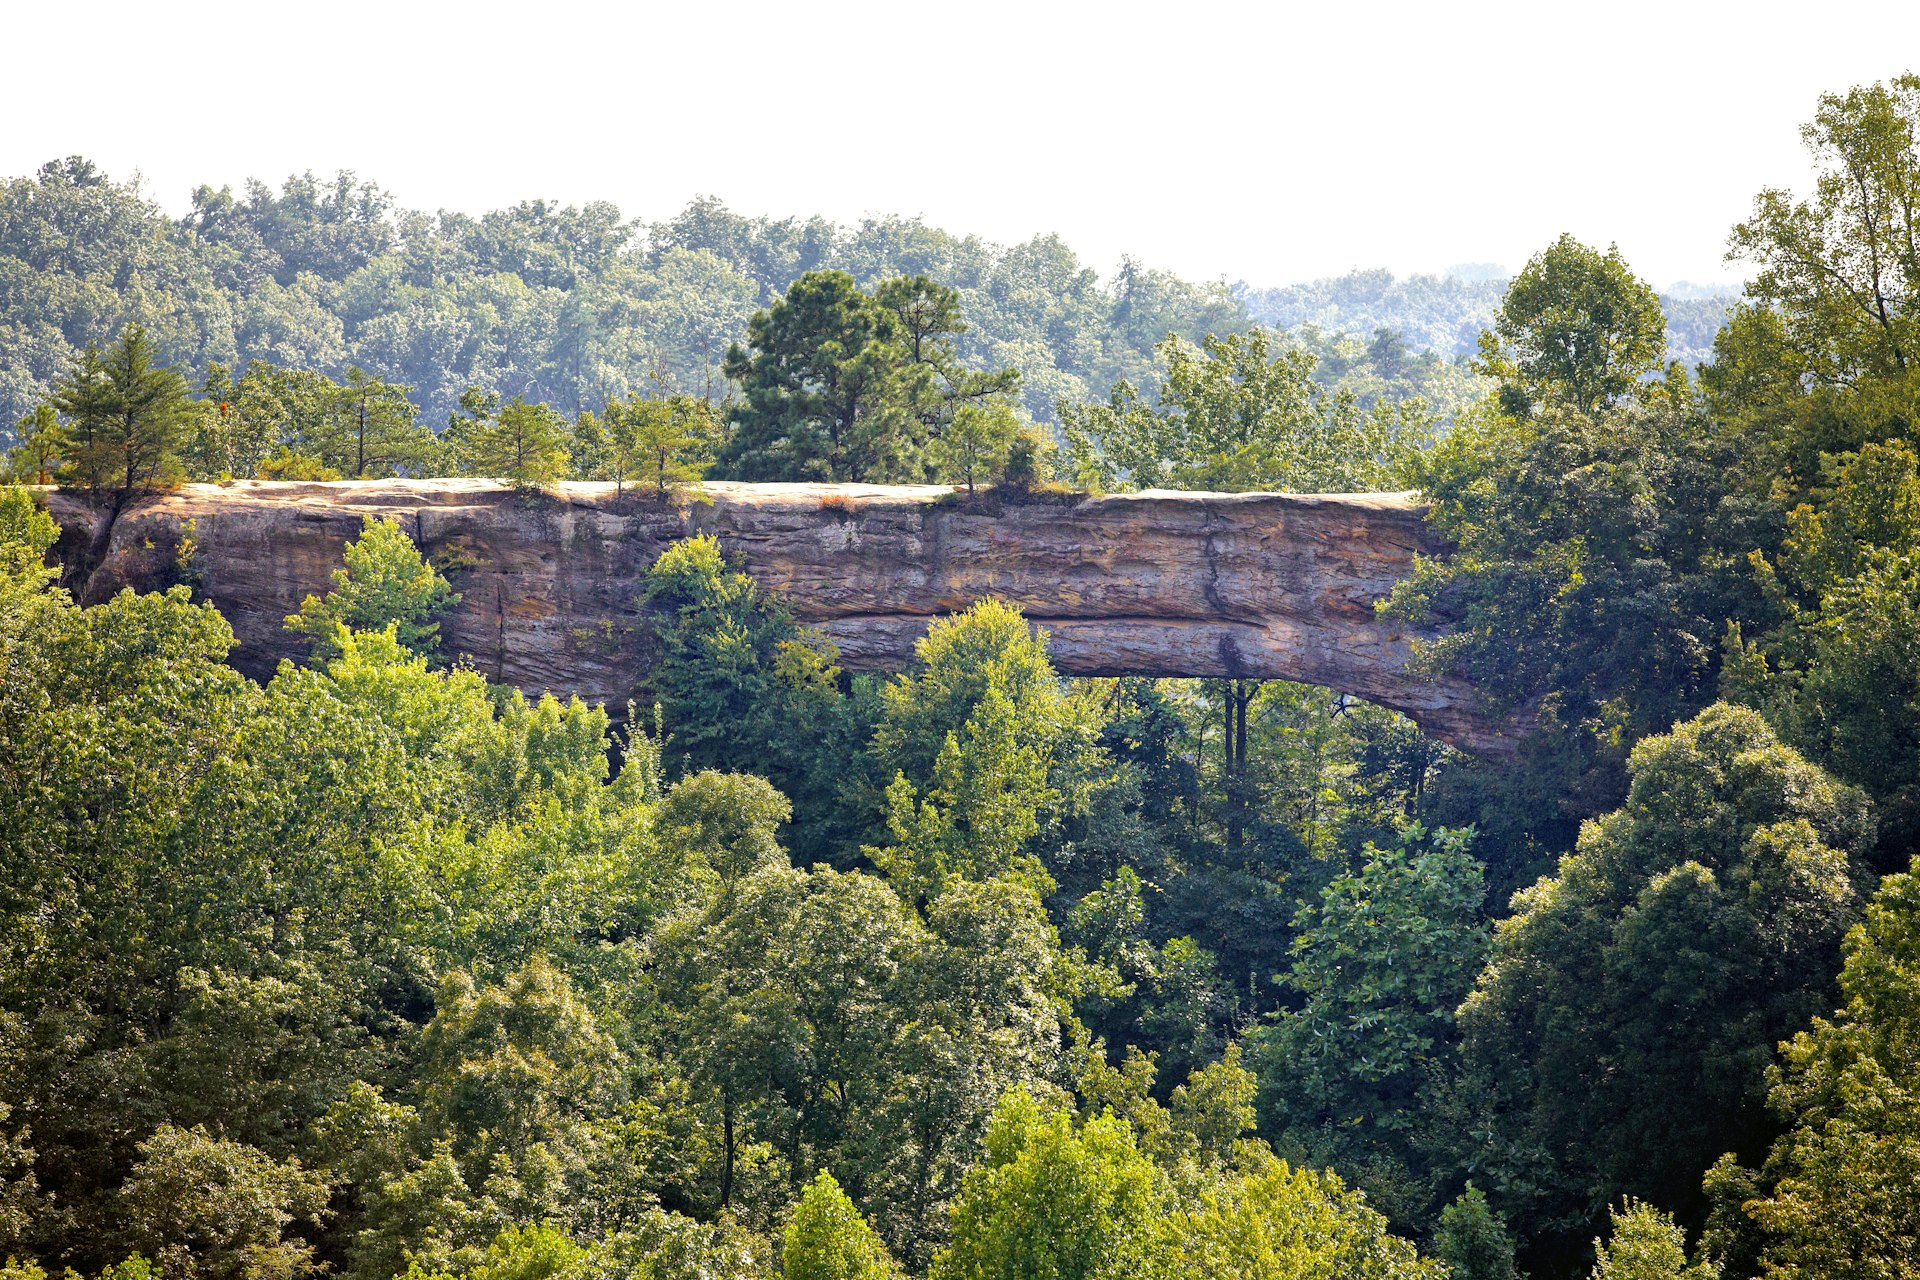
[43,479,1514,757]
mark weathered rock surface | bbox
[43,479,1515,756]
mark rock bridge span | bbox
[44,479,1513,757]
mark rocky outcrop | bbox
[42,479,1515,756]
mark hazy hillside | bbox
[3,162,1732,442]
[0,163,1245,432]
[1236,268,1736,368]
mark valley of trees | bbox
[3,68,1920,1280]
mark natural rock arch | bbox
[44,479,1516,757]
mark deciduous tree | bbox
[1729,73,1920,386]
[1457,704,1871,1237]
[1476,234,1667,414]
[931,1090,1171,1280]
[1432,1184,1520,1280]
[783,1171,899,1280]
[1705,860,1920,1280]
[1251,826,1487,1219]
[1588,1200,1716,1280]
[116,1124,329,1280]
[7,405,66,484]
[285,515,460,663]
[639,535,859,860]
[1060,327,1432,493]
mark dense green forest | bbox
[4,69,1920,1280]
[0,158,1497,447]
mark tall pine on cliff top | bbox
[52,325,190,495]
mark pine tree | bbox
[934,401,1020,494]
[49,344,113,491]
[608,394,718,499]
[323,367,434,478]
[52,326,190,497]
[719,270,906,482]
[469,396,570,489]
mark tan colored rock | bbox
[43,479,1516,757]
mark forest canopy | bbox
[0,158,1727,456]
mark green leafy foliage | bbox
[0,161,1257,433]
[1378,379,1751,895]
[649,862,1061,1264]
[1168,1149,1444,1280]
[1383,361,1733,740]
[1588,1201,1716,1280]
[314,367,437,479]
[783,1171,898,1280]
[869,599,1108,900]
[5,405,67,484]
[931,1089,1442,1280]
[0,501,697,1274]
[1728,74,1920,390]
[0,1102,40,1260]
[1251,826,1488,1220]
[1476,235,1668,415]
[12,70,1920,1280]
[1457,704,1871,1239]
[116,1124,330,1280]
[932,400,1020,494]
[930,1089,1170,1280]
[638,535,862,860]
[1726,439,1920,854]
[1706,74,1920,505]
[1705,860,1920,1280]
[1432,1184,1520,1280]
[406,1223,590,1280]
[285,515,461,662]
[1060,326,1434,493]
[1239,269,1730,374]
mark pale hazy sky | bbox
[7,0,1916,289]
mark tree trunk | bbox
[1224,678,1257,858]
[719,1093,736,1207]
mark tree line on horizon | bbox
[0,164,1284,437]
[6,153,1732,451]
[2,259,1450,498]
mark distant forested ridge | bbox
[1237,268,1736,368]
[0,160,1733,444]
[0,163,1255,433]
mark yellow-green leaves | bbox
[285,515,460,663]
[783,1171,898,1280]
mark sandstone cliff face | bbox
[43,479,1512,756]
